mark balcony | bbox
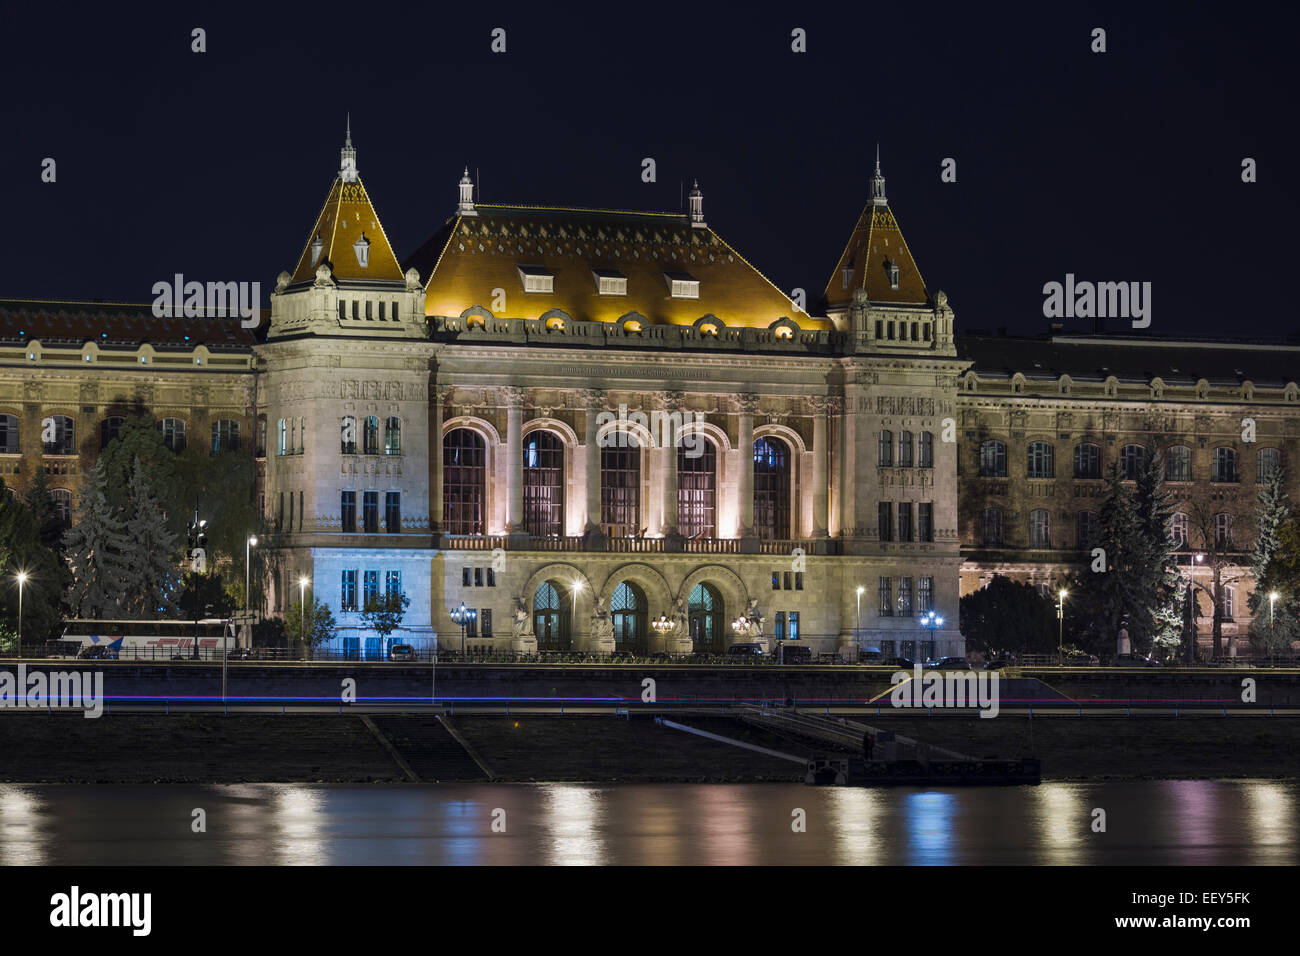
[438,534,840,555]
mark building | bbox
[3,128,1291,659]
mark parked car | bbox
[726,642,764,657]
[388,643,415,661]
[860,646,885,664]
[932,656,971,670]
[778,645,813,664]
[883,656,917,670]
[983,657,1009,670]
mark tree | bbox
[177,571,236,621]
[1133,449,1184,658]
[98,413,178,512]
[1068,463,1146,656]
[0,476,68,645]
[1187,500,1246,660]
[25,466,66,554]
[286,596,336,651]
[122,457,180,616]
[361,590,411,643]
[959,576,1057,656]
[63,457,131,619]
[170,443,257,575]
[1248,471,1300,656]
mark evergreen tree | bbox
[1134,448,1184,657]
[122,457,180,616]
[1069,463,1145,655]
[0,476,67,644]
[63,457,131,619]
[25,466,65,554]
[1248,468,1300,655]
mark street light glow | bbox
[249,535,258,547]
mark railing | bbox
[607,537,665,553]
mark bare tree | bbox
[1187,501,1247,659]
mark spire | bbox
[688,179,706,228]
[870,145,887,206]
[340,115,358,183]
[457,167,478,216]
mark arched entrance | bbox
[610,581,647,654]
[532,580,572,651]
[688,582,725,653]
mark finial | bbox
[688,179,706,228]
[346,113,352,147]
[339,116,358,183]
[458,166,478,216]
[870,146,887,206]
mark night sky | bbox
[2,1,1294,341]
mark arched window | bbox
[0,415,18,454]
[385,417,401,455]
[523,430,565,537]
[1030,509,1051,548]
[1170,512,1189,547]
[44,415,74,455]
[278,418,288,456]
[678,439,716,538]
[689,582,724,653]
[600,439,640,537]
[979,440,1007,477]
[611,581,647,654]
[532,581,570,651]
[1074,443,1101,479]
[898,431,913,467]
[340,416,357,455]
[363,416,380,455]
[51,488,72,529]
[1257,448,1281,483]
[1120,444,1146,481]
[1165,445,1192,482]
[1077,511,1096,549]
[1027,441,1054,478]
[100,417,124,450]
[1212,447,1238,483]
[1215,513,1234,550]
[157,418,186,453]
[753,437,791,539]
[211,420,240,455]
[443,428,485,535]
[983,508,1003,547]
[878,430,893,467]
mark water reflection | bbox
[0,780,1293,865]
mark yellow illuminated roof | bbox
[823,203,929,309]
[290,177,405,284]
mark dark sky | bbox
[2,1,1294,340]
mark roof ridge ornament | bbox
[458,167,478,217]
[870,145,887,206]
[340,114,358,183]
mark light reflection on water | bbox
[0,780,1294,865]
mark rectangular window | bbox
[1165,445,1191,482]
[898,577,913,617]
[482,609,493,638]
[878,431,893,467]
[898,502,913,542]
[487,568,496,587]
[898,431,913,467]
[385,491,401,534]
[278,492,285,528]
[918,576,933,613]
[878,576,893,617]
[1030,509,1051,548]
[918,431,934,468]
[772,572,780,590]
[462,567,471,587]
[918,502,933,542]
[1078,511,1095,549]
[474,567,484,587]
[789,611,800,641]
[363,570,379,608]
[341,570,358,612]
[795,571,804,590]
[984,508,1003,547]
[299,491,304,531]
[783,571,792,590]
[363,491,379,533]
[878,502,892,542]
[289,492,294,529]
[775,611,787,641]
[341,491,356,533]
[385,570,402,598]
[466,610,478,639]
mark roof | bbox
[407,204,829,330]
[0,299,258,350]
[958,333,1300,388]
[823,202,929,309]
[289,177,405,285]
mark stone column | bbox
[504,386,526,539]
[658,391,683,549]
[737,393,759,551]
[431,385,448,536]
[839,387,856,543]
[811,396,829,538]
[581,388,607,549]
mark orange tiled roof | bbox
[823,203,929,309]
[289,177,405,285]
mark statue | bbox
[274,270,291,295]
[405,266,422,293]
[512,596,530,637]
[314,262,335,289]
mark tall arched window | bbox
[44,415,74,455]
[51,488,73,529]
[611,581,647,654]
[532,581,570,651]
[0,414,18,454]
[278,418,288,456]
[678,439,717,538]
[363,416,380,455]
[1030,509,1051,548]
[753,437,791,539]
[1257,448,1281,483]
[689,582,724,653]
[157,418,186,453]
[523,430,565,537]
[979,440,1007,477]
[1165,445,1192,482]
[385,417,401,455]
[898,431,913,467]
[443,428,485,535]
[211,420,240,455]
[878,430,893,467]
[100,417,124,450]
[1120,444,1146,481]
[1170,512,1189,547]
[1074,443,1101,479]
[600,439,640,537]
[340,416,357,455]
[1027,441,1054,478]
[1212,447,1238,483]
[918,431,934,468]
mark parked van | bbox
[779,644,813,664]
[726,642,764,657]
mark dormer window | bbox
[665,271,699,299]
[887,261,901,289]
[517,264,554,294]
[353,234,370,268]
[311,234,324,264]
[592,268,627,296]
[841,265,854,290]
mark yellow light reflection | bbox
[543,784,606,866]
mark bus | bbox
[55,620,237,661]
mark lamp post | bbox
[450,602,472,655]
[919,610,943,663]
[1270,591,1279,654]
[15,571,27,657]
[244,535,258,650]
[855,585,864,653]
[652,614,676,655]
[1057,589,1068,664]
[299,575,310,659]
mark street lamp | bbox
[15,571,27,657]
[1056,589,1068,663]
[299,575,310,657]
[919,610,944,663]
[244,535,258,649]
[855,585,864,652]
[450,601,473,655]
[652,614,676,654]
